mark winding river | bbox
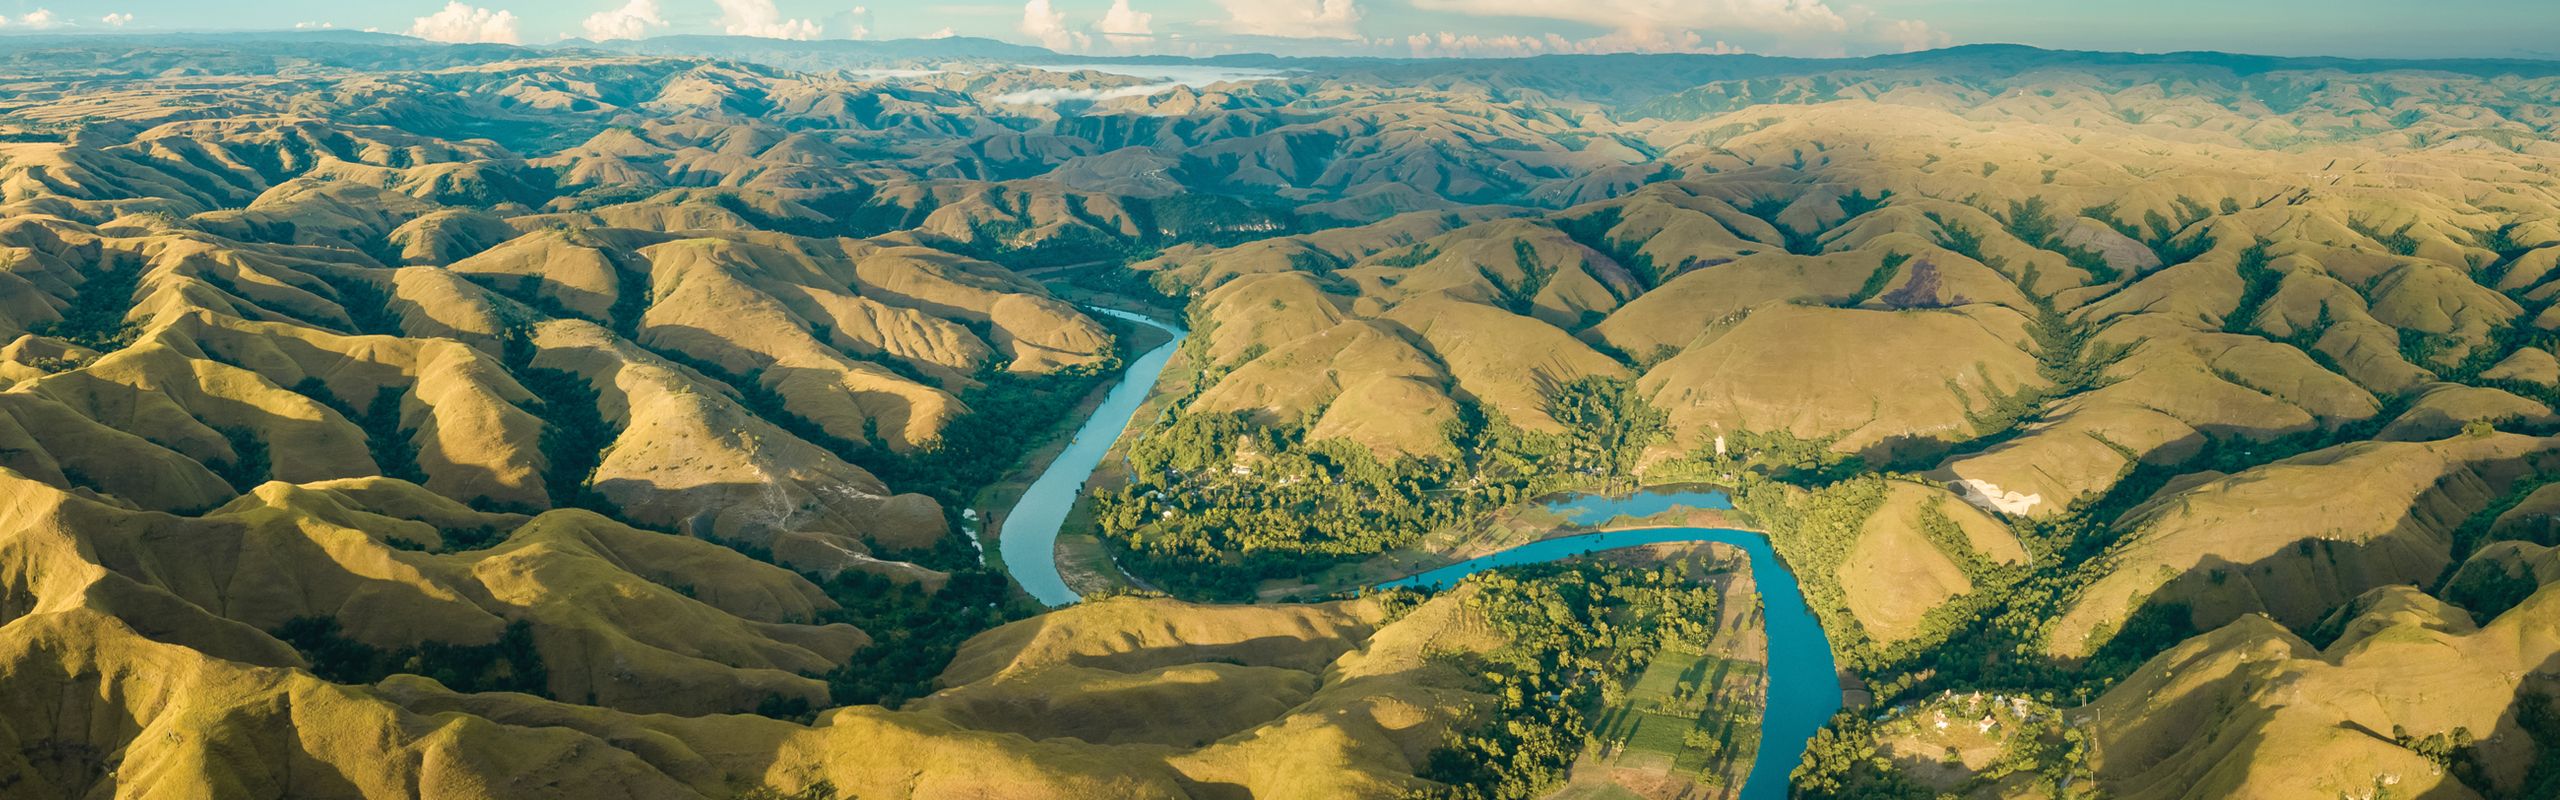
[995,310,1836,796]
[1376,490,1842,800]
[999,306,1185,607]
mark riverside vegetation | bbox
[1,30,2559,800]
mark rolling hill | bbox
[2,31,2558,800]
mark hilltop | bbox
[0,33,2556,800]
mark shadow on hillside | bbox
[2470,650,2560,797]
[220,330,555,509]
[2066,433,2555,670]
[920,662,1317,747]
[2081,529,2450,677]
[955,628,1370,684]
[2093,589,2560,798]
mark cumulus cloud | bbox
[716,0,822,39]
[1406,0,1944,55]
[1412,0,1841,36]
[1220,0,1361,40]
[100,12,134,27]
[581,0,666,40]
[1874,17,1952,53]
[407,2,521,44]
[844,6,873,40]
[294,21,336,29]
[1397,29,1742,58]
[1,9,66,29]
[1095,0,1153,48]
[1019,0,1088,51]
[923,26,956,39]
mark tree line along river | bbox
[996,310,1839,799]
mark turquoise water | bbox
[1376,490,1840,800]
[997,333,1839,796]
[1544,487,1734,526]
[998,307,1185,607]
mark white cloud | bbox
[1095,0,1153,48]
[716,0,822,39]
[1019,0,1088,51]
[582,0,666,40]
[407,2,520,44]
[1412,0,1842,36]
[1395,30,1746,58]
[1875,18,1952,53]
[923,26,956,38]
[1405,0,1942,56]
[100,12,134,27]
[1220,0,1360,40]
[6,9,65,29]
[845,5,872,39]
[294,21,336,29]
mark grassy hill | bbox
[2,34,2559,799]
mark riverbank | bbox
[1261,484,1750,600]
[1348,487,1847,800]
[1031,279,1198,597]
[959,326,1858,797]
[1559,541,1769,800]
[1044,366,1193,598]
[967,309,1174,587]
[993,307,1188,606]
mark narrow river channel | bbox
[998,306,1185,607]
[1376,490,1843,800]
[996,313,1838,797]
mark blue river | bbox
[993,314,1838,795]
[1377,489,1841,800]
[998,306,1185,607]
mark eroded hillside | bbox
[3,32,2559,800]
[1079,51,2560,800]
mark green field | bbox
[1620,710,1702,761]
[1596,651,1764,773]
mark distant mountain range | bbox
[0,29,2557,800]
[4,30,2558,77]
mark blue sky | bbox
[8,0,2558,60]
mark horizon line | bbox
[0,29,2554,67]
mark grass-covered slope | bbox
[5,35,2560,799]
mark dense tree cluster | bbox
[731,780,840,800]
[1729,475,1893,663]
[211,425,271,493]
[811,537,1029,709]
[1839,251,1913,309]
[2517,692,2560,799]
[1096,411,1506,599]
[1555,208,1659,289]
[315,269,407,338]
[27,255,143,353]
[869,361,1115,512]
[2000,197,2120,284]
[1794,694,2091,799]
[1490,240,1556,316]
[1748,384,2560,796]
[292,378,427,486]
[1095,377,1668,600]
[500,325,619,513]
[272,616,549,697]
[1551,376,1672,479]
[1407,561,1720,799]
